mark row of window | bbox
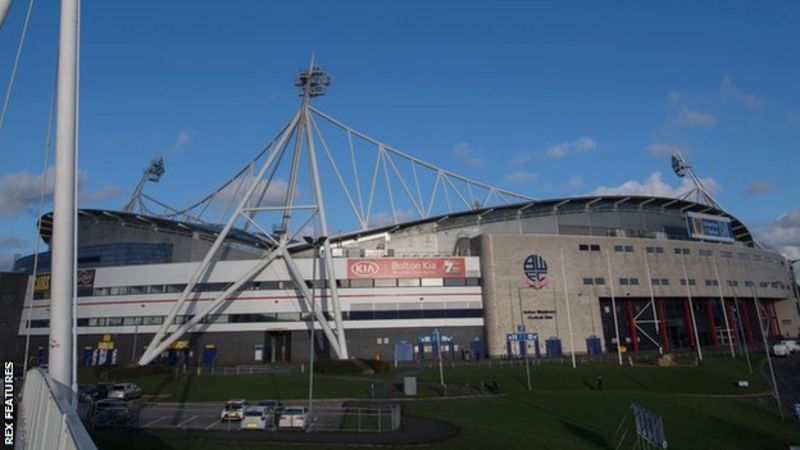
[34,277,483,300]
[578,243,784,265]
[26,308,483,329]
[580,277,788,289]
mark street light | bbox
[303,235,326,430]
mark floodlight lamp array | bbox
[145,156,165,183]
[294,66,332,98]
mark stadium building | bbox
[2,66,797,368]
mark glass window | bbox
[674,248,682,255]
[579,244,589,251]
[651,278,660,285]
[646,247,654,254]
[590,244,601,252]
[123,316,143,326]
[655,247,664,254]
[466,278,481,286]
[336,279,351,288]
[349,279,373,288]
[660,278,669,285]
[279,280,295,290]
[614,245,624,252]
[149,284,165,294]
[619,278,629,285]
[629,278,639,285]
[374,278,397,288]
[594,277,606,285]
[93,287,111,296]
[128,285,147,295]
[166,284,187,293]
[421,278,444,287]
[142,316,163,325]
[442,278,464,287]
[582,278,594,285]
[682,248,690,255]
[688,279,696,286]
[106,317,124,326]
[109,286,126,296]
[400,278,423,287]
[624,245,634,253]
[680,279,687,286]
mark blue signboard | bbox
[686,212,734,243]
[526,333,539,341]
[506,333,518,342]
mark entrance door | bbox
[265,331,291,362]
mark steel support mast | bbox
[49,0,79,392]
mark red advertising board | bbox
[347,257,466,279]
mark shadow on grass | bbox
[559,419,612,449]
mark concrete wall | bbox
[479,233,797,358]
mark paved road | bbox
[768,352,800,415]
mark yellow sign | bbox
[204,344,216,349]
[97,342,114,350]
[34,273,50,294]
[102,334,112,342]
[171,340,190,350]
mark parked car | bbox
[256,399,283,415]
[278,406,308,429]
[107,383,143,400]
[79,383,113,401]
[240,406,271,430]
[221,400,248,421]
[780,339,800,353]
[772,343,789,357]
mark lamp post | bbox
[303,235,326,430]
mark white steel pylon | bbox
[138,57,349,364]
[671,151,723,210]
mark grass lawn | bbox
[79,371,377,402]
[88,357,800,450]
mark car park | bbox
[240,406,271,430]
[278,406,308,429]
[107,383,143,400]
[221,400,248,421]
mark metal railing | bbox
[17,368,97,450]
[308,405,401,432]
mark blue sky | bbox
[0,1,799,267]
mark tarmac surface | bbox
[768,352,800,415]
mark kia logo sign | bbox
[350,261,380,277]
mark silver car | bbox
[240,406,271,430]
[106,383,143,400]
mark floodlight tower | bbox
[138,57,350,365]
[124,155,165,213]
[671,151,723,210]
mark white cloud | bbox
[543,137,597,159]
[0,234,24,250]
[567,176,583,189]
[644,143,685,156]
[505,171,537,184]
[167,129,194,155]
[720,76,764,111]
[742,180,773,197]
[589,171,719,198]
[675,110,717,128]
[757,210,800,261]
[0,167,122,217]
[216,176,293,208]
[452,142,485,168]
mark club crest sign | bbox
[523,254,549,289]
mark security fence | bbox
[17,368,97,450]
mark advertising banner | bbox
[686,211,734,243]
[347,257,466,279]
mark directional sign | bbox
[526,333,539,341]
[506,333,518,342]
